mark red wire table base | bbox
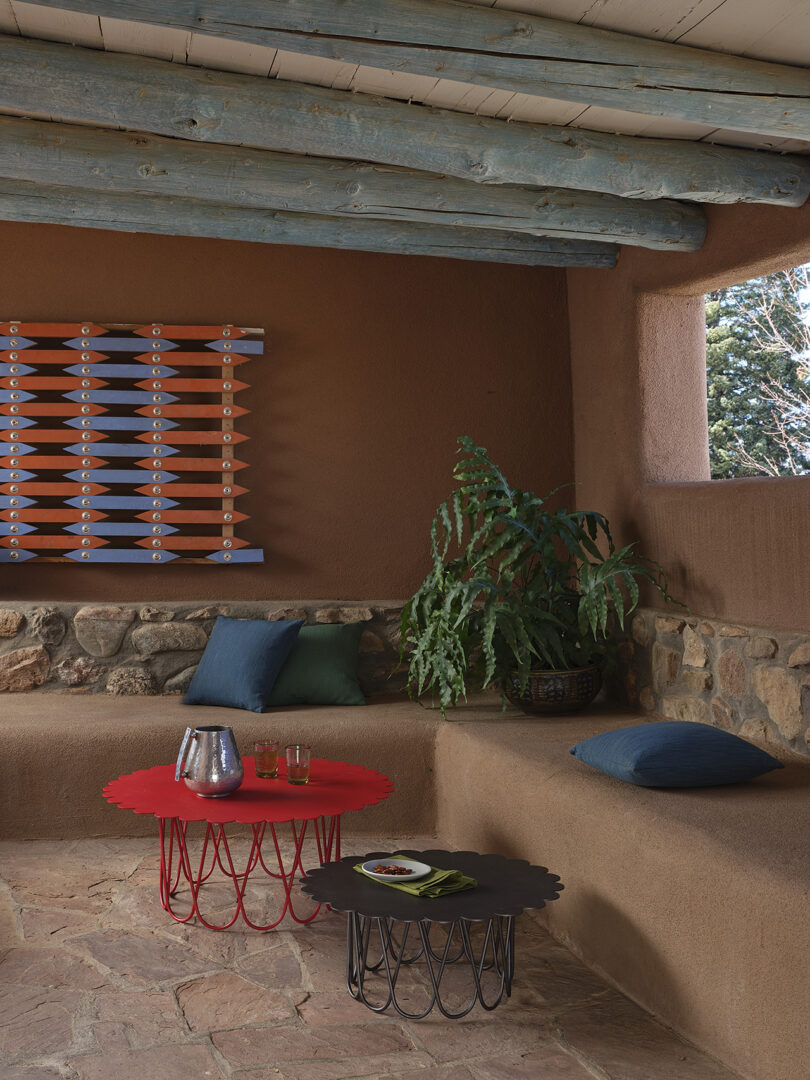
[158,813,342,931]
[105,757,393,932]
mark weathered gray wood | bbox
[29,0,810,141]
[0,116,704,251]
[0,178,618,266]
[0,35,806,209]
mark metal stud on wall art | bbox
[0,321,264,564]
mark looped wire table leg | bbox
[158,817,185,908]
[346,914,516,1019]
[156,813,342,930]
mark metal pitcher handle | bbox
[175,727,196,782]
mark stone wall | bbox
[0,602,405,697]
[618,607,810,758]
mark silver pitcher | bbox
[175,725,244,798]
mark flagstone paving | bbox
[0,835,742,1079]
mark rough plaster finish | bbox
[636,292,710,485]
[0,220,572,604]
[433,710,810,1080]
[641,477,810,633]
[0,693,437,840]
[567,197,810,630]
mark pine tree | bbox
[706,264,810,478]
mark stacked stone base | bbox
[618,607,810,758]
[0,602,405,697]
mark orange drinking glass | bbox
[254,740,279,779]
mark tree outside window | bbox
[706,262,810,478]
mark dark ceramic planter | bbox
[504,665,602,715]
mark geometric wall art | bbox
[1,321,263,564]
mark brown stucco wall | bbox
[568,199,810,630]
[0,221,573,602]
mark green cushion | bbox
[266,622,367,707]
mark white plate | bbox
[361,857,432,882]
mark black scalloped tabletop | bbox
[300,849,563,923]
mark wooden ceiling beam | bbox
[0,35,806,208]
[0,117,705,252]
[0,178,619,266]
[27,0,810,140]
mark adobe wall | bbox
[567,198,810,631]
[568,199,810,754]
[0,221,573,602]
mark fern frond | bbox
[400,435,683,716]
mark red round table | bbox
[104,757,393,931]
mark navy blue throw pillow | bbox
[184,616,303,713]
[569,720,784,788]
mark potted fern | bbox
[401,437,681,715]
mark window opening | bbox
[705,262,810,478]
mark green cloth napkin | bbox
[355,861,477,898]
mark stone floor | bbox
[0,832,741,1080]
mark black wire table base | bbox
[346,914,516,1019]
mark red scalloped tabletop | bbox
[104,757,393,825]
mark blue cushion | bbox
[569,720,784,788]
[184,616,303,713]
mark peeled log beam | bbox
[30,0,810,141]
[0,179,619,267]
[0,36,805,208]
[0,117,704,251]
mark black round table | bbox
[300,848,563,1019]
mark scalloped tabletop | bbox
[301,849,564,923]
[104,757,393,824]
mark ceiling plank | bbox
[11,0,101,46]
[185,31,275,77]
[674,0,810,66]
[0,116,705,251]
[98,15,189,62]
[0,178,619,267]
[0,1,19,34]
[578,0,725,41]
[270,47,354,89]
[567,106,714,141]
[24,0,810,139]
[0,34,806,209]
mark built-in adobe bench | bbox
[0,692,438,839]
[1,691,807,1080]
[433,705,810,1080]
